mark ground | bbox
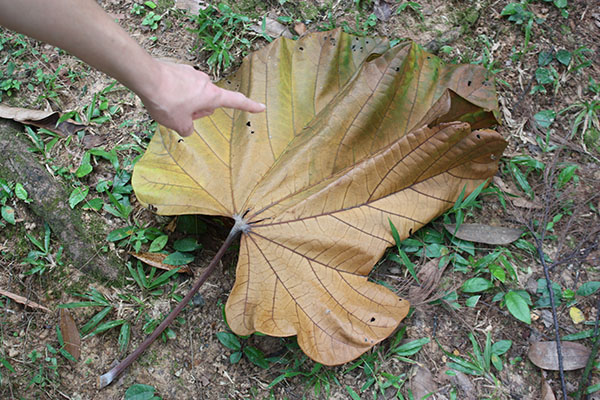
[1,0,599,399]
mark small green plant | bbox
[82,82,122,125]
[216,331,271,368]
[22,223,64,276]
[107,224,163,253]
[22,126,62,161]
[344,327,429,398]
[0,355,15,385]
[500,1,539,53]
[559,77,600,151]
[124,383,162,400]
[25,347,61,390]
[471,35,509,87]
[0,178,30,227]
[142,12,163,30]
[269,355,340,398]
[503,155,545,199]
[127,261,182,296]
[341,13,378,36]
[440,331,512,386]
[189,4,253,74]
[541,0,569,18]
[216,301,272,369]
[396,1,424,21]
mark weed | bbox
[269,355,340,398]
[22,223,64,276]
[440,331,512,387]
[216,331,271,368]
[341,13,378,36]
[559,77,600,151]
[344,327,429,398]
[124,383,163,399]
[471,35,509,87]
[0,177,30,227]
[503,155,545,199]
[396,1,424,21]
[189,4,253,74]
[500,1,538,53]
[0,355,15,385]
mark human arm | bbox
[0,0,265,136]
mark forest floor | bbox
[1,0,599,399]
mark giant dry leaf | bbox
[132,29,507,365]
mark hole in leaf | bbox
[178,138,184,143]
[299,47,304,51]
[467,80,472,86]
[409,228,413,235]
[395,67,400,72]
[370,317,376,322]
[250,131,255,134]
[476,134,481,139]
[246,121,251,127]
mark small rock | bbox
[192,293,205,308]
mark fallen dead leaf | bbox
[409,365,438,399]
[444,223,523,245]
[174,0,203,14]
[408,259,449,305]
[511,196,544,209]
[0,288,51,312]
[133,29,506,365]
[528,341,590,371]
[251,17,294,39]
[59,309,81,361]
[130,252,193,275]
[0,104,86,136]
[374,0,393,21]
[569,307,585,324]
[293,22,307,36]
[541,376,556,400]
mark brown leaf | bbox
[293,22,307,36]
[541,376,556,400]
[130,252,193,275]
[528,341,590,371]
[251,18,294,39]
[0,288,51,312]
[374,0,393,21]
[408,259,450,305]
[0,104,86,136]
[444,223,523,245]
[174,0,202,14]
[409,366,438,399]
[59,309,81,361]
[511,197,543,209]
[133,29,506,365]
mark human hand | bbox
[139,60,265,137]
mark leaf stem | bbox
[98,223,243,388]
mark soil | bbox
[1,0,599,399]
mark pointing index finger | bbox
[215,87,265,113]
